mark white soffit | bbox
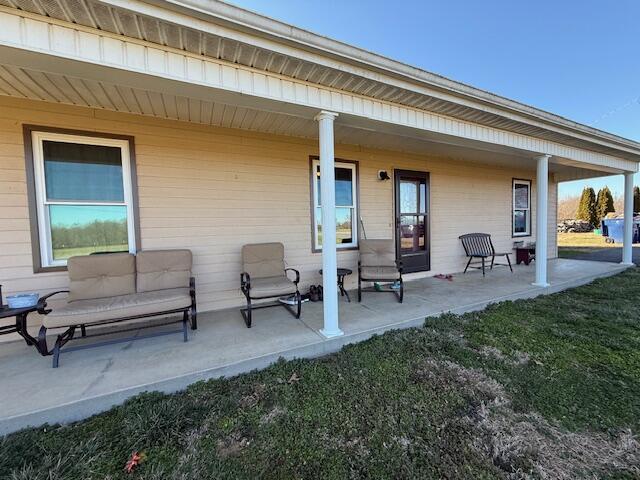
[0,62,621,182]
[0,0,639,162]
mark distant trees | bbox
[50,219,127,250]
[595,187,615,227]
[634,186,640,215]
[576,187,597,227]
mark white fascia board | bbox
[102,0,640,157]
[0,7,638,174]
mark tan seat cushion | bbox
[242,243,285,279]
[136,249,192,293]
[360,266,401,281]
[67,253,136,302]
[43,288,191,329]
[359,239,397,268]
[249,275,296,298]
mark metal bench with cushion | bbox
[358,239,403,303]
[459,233,513,276]
[240,242,301,328]
[36,250,197,367]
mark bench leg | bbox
[52,336,62,368]
[190,304,198,330]
[464,257,472,274]
[182,311,189,342]
[241,297,252,328]
[481,258,486,277]
[505,254,513,272]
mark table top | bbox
[0,304,38,319]
[319,268,353,276]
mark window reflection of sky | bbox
[49,205,128,227]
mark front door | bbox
[394,170,430,273]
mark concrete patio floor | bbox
[0,258,630,435]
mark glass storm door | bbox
[394,170,430,273]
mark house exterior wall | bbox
[0,96,556,322]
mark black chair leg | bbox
[358,276,362,302]
[464,257,473,274]
[506,254,513,272]
[182,311,189,342]
[490,256,495,270]
[80,325,87,337]
[37,326,50,356]
[481,258,486,277]
[398,278,404,303]
[52,336,62,368]
[241,297,252,328]
[190,304,198,330]
[295,291,301,319]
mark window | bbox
[28,128,138,269]
[512,179,531,236]
[311,158,358,251]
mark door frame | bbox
[394,169,431,273]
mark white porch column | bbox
[533,154,551,287]
[622,172,635,265]
[315,111,343,338]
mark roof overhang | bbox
[0,0,639,178]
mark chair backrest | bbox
[242,242,286,279]
[359,239,396,267]
[459,233,495,257]
[136,249,192,292]
[67,252,136,301]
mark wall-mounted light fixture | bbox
[378,170,391,181]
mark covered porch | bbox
[1,0,640,437]
[0,258,629,435]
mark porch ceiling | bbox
[1,0,640,162]
[0,61,614,182]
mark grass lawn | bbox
[53,244,129,260]
[2,270,640,479]
[558,232,618,258]
[558,232,616,248]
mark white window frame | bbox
[512,178,531,237]
[312,159,358,251]
[31,131,137,268]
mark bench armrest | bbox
[240,272,251,292]
[37,290,69,315]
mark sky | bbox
[228,0,640,199]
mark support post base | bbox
[319,328,344,338]
[532,282,550,288]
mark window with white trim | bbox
[31,131,137,268]
[311,159,358,250]
[512,179,531,236]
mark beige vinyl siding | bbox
[0,96,557,329]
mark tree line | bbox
[576,186,640,228]
[50,219,128,249]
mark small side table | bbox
[319,268,353,302]
[0,304,43,352]
[514,246,536,265]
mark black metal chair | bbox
[459,233,513,276]
[358,239,403,303]
[240,242,301,328]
